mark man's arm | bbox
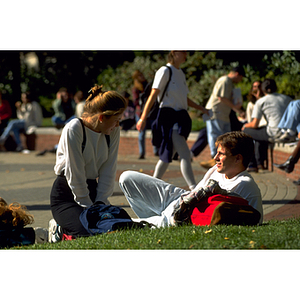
[243,117,260,129]
[219,96,245,117]
[187,97,208,115]
[136,88,160,132]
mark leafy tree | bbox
[261,51,300,98]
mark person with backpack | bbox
[49,85,127,241]
[136,51,208,190]
[119,131,263,227]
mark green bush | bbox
[97,54,168,94]
[261,51,300,98]
[39,95,54,117]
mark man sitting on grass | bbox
[119,131,263,227]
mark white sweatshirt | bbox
[54,118,120,207]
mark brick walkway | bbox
[263,188,300,221]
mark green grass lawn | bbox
[9,218,300,250]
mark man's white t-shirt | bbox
[193,165,263,223]
[252,93,292,136]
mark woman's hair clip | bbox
[86,85,104,102]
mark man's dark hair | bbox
[231,66,246,77]
[215,131,254,168]
[261,78,277,94]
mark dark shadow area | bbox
[118,204,131,209]
[26,204,51,210]
[111,191,125,197]
[262,199,299,205]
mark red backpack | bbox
[190,194,261,226]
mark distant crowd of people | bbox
[0,87,87,153]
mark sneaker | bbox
[48,219,62,243]
[247,167,258,173]
[34,227,48,244]
[274,132,296,143]
[199,158,215,169]
[15,145,24,152]
[269,130,284,143]
[293,178,300,186]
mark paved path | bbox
[1,150,299,229]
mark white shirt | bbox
[252,93,292,136]
[152,63,189,111]
[246,101,267,127]
[17,101,43,134]
[75,101,85,117]
[193,165,263,223]
[54,118,120,207]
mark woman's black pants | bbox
[50,175,97,238]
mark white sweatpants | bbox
[153,129,196,190]
[119,170,187,227]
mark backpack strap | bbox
[105,134,110,148]
[78,118,110,153]
[159,65,172,104]
[78,118,86,153]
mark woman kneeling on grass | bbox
[49,85,127,241]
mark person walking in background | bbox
[190,127,208,160]
[0,92,42,152]
[190,82,247,162]
[119,91,136,131]
[51,87,76,129]
[132,70,147,119]
[49,85,127,241]
[132,70,158,159]
[243,78,292,171]
[0,90,12,135]
[136,51,208,190]
[200,66,246,169]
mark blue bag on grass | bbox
[79,202,136,235]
